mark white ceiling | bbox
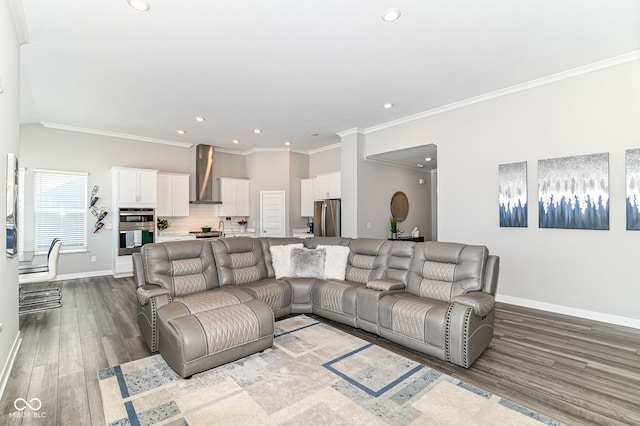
[18,0,640,165]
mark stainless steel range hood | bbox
[190,144,222,204]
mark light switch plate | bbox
[0,77,4,95]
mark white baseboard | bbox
[496,294,640,330]
[0,331,22,403]
[52,270,113,281]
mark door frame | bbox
[259,190,286,237]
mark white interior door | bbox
[260,191,286,237]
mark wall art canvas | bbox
[6,153,18,257]
[498,161,528,227]
[625,148,640,230]
[538,153,609,230]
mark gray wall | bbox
[246,150,291,233]
[0,0,21,392]
[357,160,432,240]
[288,151,310,231]
[365,60,640,325]
[339,132,434,240]
[309,145,341,175]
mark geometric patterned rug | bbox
[98,315,563,425]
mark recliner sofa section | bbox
[376,241,500,368]
[133,236,499,370]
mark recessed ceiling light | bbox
[310,133,319,137]
[177,129,186,135]
[425,157,432,162]
[383,103,393,109]
[195,116,205,122]
[284,141,291,146]
[417,163,424,168]
[127,0,150,12]
[382,8,401,22]
[233,139,240,144]
[254,129,262,134]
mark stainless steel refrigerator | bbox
[314,199,341,237]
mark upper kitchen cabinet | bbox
[219,177,250,217]
[300,177,315,217]
[157,172,190,216]
[112,167,158,207]
[315,171,341,200]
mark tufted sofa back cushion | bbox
[407,241,488,302]
[345,238,391,284]
[385,241,416,284]
[212,237,268,286]
[303,236,351,249]
[142,240,219,296]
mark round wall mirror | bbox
[390,191,409,222]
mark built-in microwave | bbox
[118,208,155,255]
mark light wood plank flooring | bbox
[1,276,639,425]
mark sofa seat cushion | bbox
[378,293,449,349]
[238,279,292,317]
[172,288,254,316]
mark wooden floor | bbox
[1,276,639,425]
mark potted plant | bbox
[390,217,398,239]
[157,218,170,233]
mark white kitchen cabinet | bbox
[112,167,158,207]
[219,177,250,217]
[300,178,315,217]
[314,172,341,200]
[157,172,190,216]
[156,234,196,243]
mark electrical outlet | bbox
[367,222,372,229]
[91,256,97,262]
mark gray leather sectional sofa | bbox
[133,236,499,378]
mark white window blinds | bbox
[34,169,88,251]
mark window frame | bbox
[33,168,89,253]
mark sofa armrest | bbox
[452,292,495,317]
[132,252,146,288]
[137,285,172,306]
[366,279,405,291]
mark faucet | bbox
[218,220,225,237]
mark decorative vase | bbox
[391,232,397,240]
[240,225,247,233]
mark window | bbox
[34,169,88,251]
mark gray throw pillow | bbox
[290,248,326,278]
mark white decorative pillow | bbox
[269,243,304,278]
[317,244,351,280]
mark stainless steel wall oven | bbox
[118,208,155,255]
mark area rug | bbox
[98,315,562,425]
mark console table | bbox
[388,236,425,242]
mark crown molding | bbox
[308,143,341,155]
[336,127,364,138]
[363,51,640,134]
[40,122,194,148]
[365,156,433,172]
[216,146,311,156]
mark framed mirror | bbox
[6,153,18,258]
[390,191,409,222]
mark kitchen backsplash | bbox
[157,204,251,234]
